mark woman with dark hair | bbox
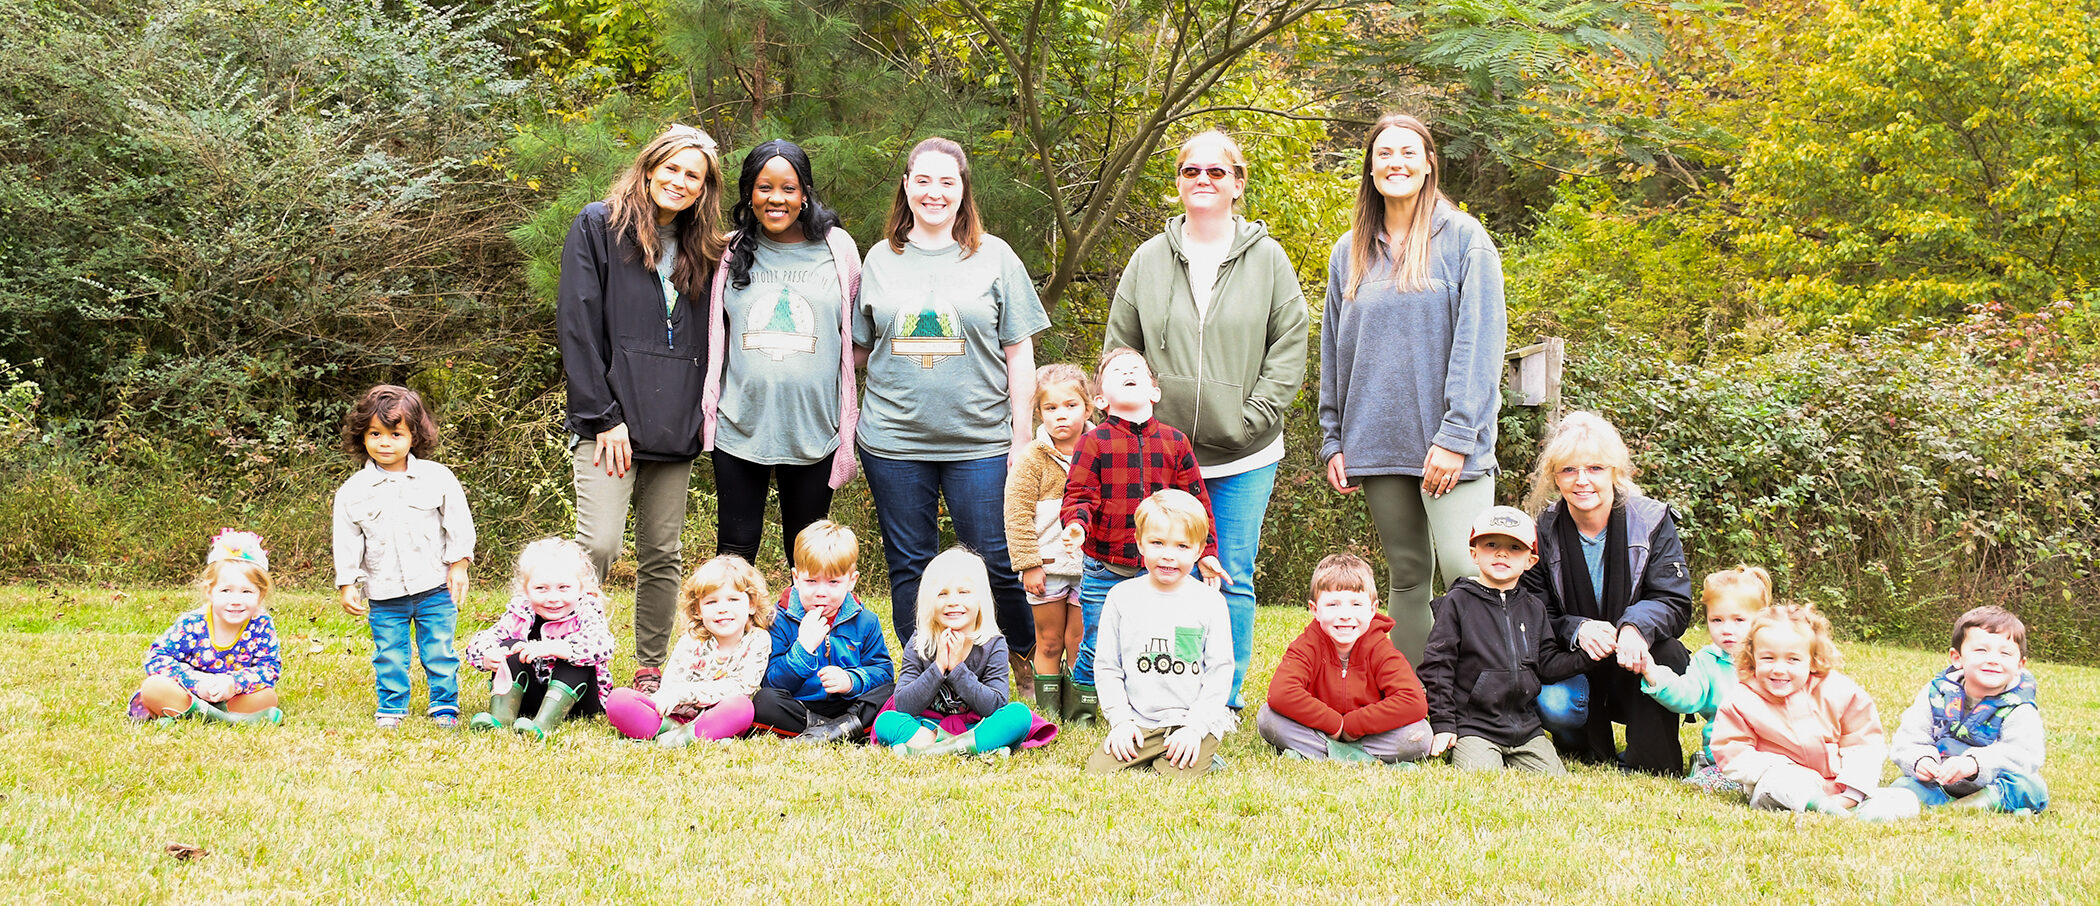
[854,137,1049,679]
[701,139,862,569]
[557,124,726,694]
[1521,411,1695,775]
[1318,113,1506,666]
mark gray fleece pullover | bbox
[1095,576,1237,738]
[1317,203,1507,479]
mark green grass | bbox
[4,583,2096,904]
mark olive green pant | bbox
[1085,725,1221,777]
[1450,733,1566,775]
[572,443,692,669]
[1360,475,1496,665]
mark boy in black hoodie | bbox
[1420,506,1593,773]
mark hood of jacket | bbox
[1160,213,1274,263]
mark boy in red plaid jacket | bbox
[1058,347,1225,723]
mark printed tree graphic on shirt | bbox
[740,284,817,361]
[890,295,964,368]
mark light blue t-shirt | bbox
[715,235,844,465]
[853,235,1050,459]
[1580,529,1607,604]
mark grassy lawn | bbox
[3,582,2095,904]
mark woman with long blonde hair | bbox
[1317,114,1508,665]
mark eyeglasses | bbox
[1178,165,1235,180]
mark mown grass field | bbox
[3,582,2094,904]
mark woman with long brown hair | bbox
[1317,114,1507,665]
[557,124,727,694]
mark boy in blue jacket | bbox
[753,521,896,743]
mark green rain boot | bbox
[513,679,585,742]
[470,675,529,731]
[1034,674,1064,719]
[192,698,284,726]
[1066,683,1100,728]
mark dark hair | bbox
[727,139,841,289]
[1953,605,2028,657]
[339,385,439,462]
[883,137,983,257]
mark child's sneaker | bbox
[631,667,663,695]
[432,714,460,729]
[1277,748,1311,761]
[375,715,403,730]
[1856,791,1921,823]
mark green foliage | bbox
[0,0,538,454]
[1731,0,2100,326]
[1490,324,2100,661]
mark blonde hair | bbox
[603,125,727,296]
[196,559,272,611]
[1344,114,1447,301]
[1033,362,1093,412]
[1096,345,1154,381]
[1134,489,1210,548]
[1309,552,1378,601]
[911,547,1001,657]
[1736,603,1842,682]
[510,537,601,599]
[679,555,774,639]
[1174,129,1248,208]
[1702,565,1773,618]
[1523,411,1644,514]
[883,137,983,256]
[793,520,859,578]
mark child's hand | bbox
[1021,566,1047,597]
[1059,523,1086,554]
[1642,662,1678,685]
[1431,732,1457,757]
[1163,725,1207,769]
[193,674,235,702]
[935,629,971,672]
[1939,754,1980,784]
[1103,723,1144,762]
[1197,556,1231,589]
[446,559,471,606]
[816,665,853,695]
[1911,755,1943,784]
[795,611,830,654]
[1573,620,1617,660]
[476,650,506,671]
[339,585,368,617]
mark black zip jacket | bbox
[557,202,709,461]
[1420,577,1594,748]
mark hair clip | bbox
[207,529,270,571]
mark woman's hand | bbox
[1574,619,1618,660]
[593,423,633,478]
[1614,624,1652,674]
[1420,445,1464,498]
[1325,452,1358,494]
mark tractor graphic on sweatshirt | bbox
[1134,627,1205,675]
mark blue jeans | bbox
[369,586,460,718]
[859,449,1032,653]
[1069,556,1143,686]
[1204,462,1277,708]
[1537,673,1590,739]
[1894,771,2050,813]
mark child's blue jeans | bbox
[1069,556,1143,686]
[369,585,460,719]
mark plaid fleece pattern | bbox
[1059,415,1218,569]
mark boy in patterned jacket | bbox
[1887,606,2049,813]
[1059,347,1224,724]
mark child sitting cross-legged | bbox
[753,520,895,743]
[604,555,775,746]
[130,531,284,725]
[1886,605,2049,814]
[873,547,1053,757]
[1085,490,1236,777]
[1257,552,1432,764]
[1419,506,1593,773]
[1711,603,1917,820]
[462,538,616,742]
[1638,565,1772,792]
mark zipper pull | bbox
[665,316,674,349]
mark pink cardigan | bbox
[701,226,862,489]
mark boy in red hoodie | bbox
[1256,553,1432,763]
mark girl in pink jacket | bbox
[464,539,617,741]
[1710,603,1915,820]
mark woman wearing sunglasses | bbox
[1316,114,1505,666]
[1102,128,1310,709]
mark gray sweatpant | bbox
[1255,705,1434,763]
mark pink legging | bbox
[604,687,754,741]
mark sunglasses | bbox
[1178,165,1235,180]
